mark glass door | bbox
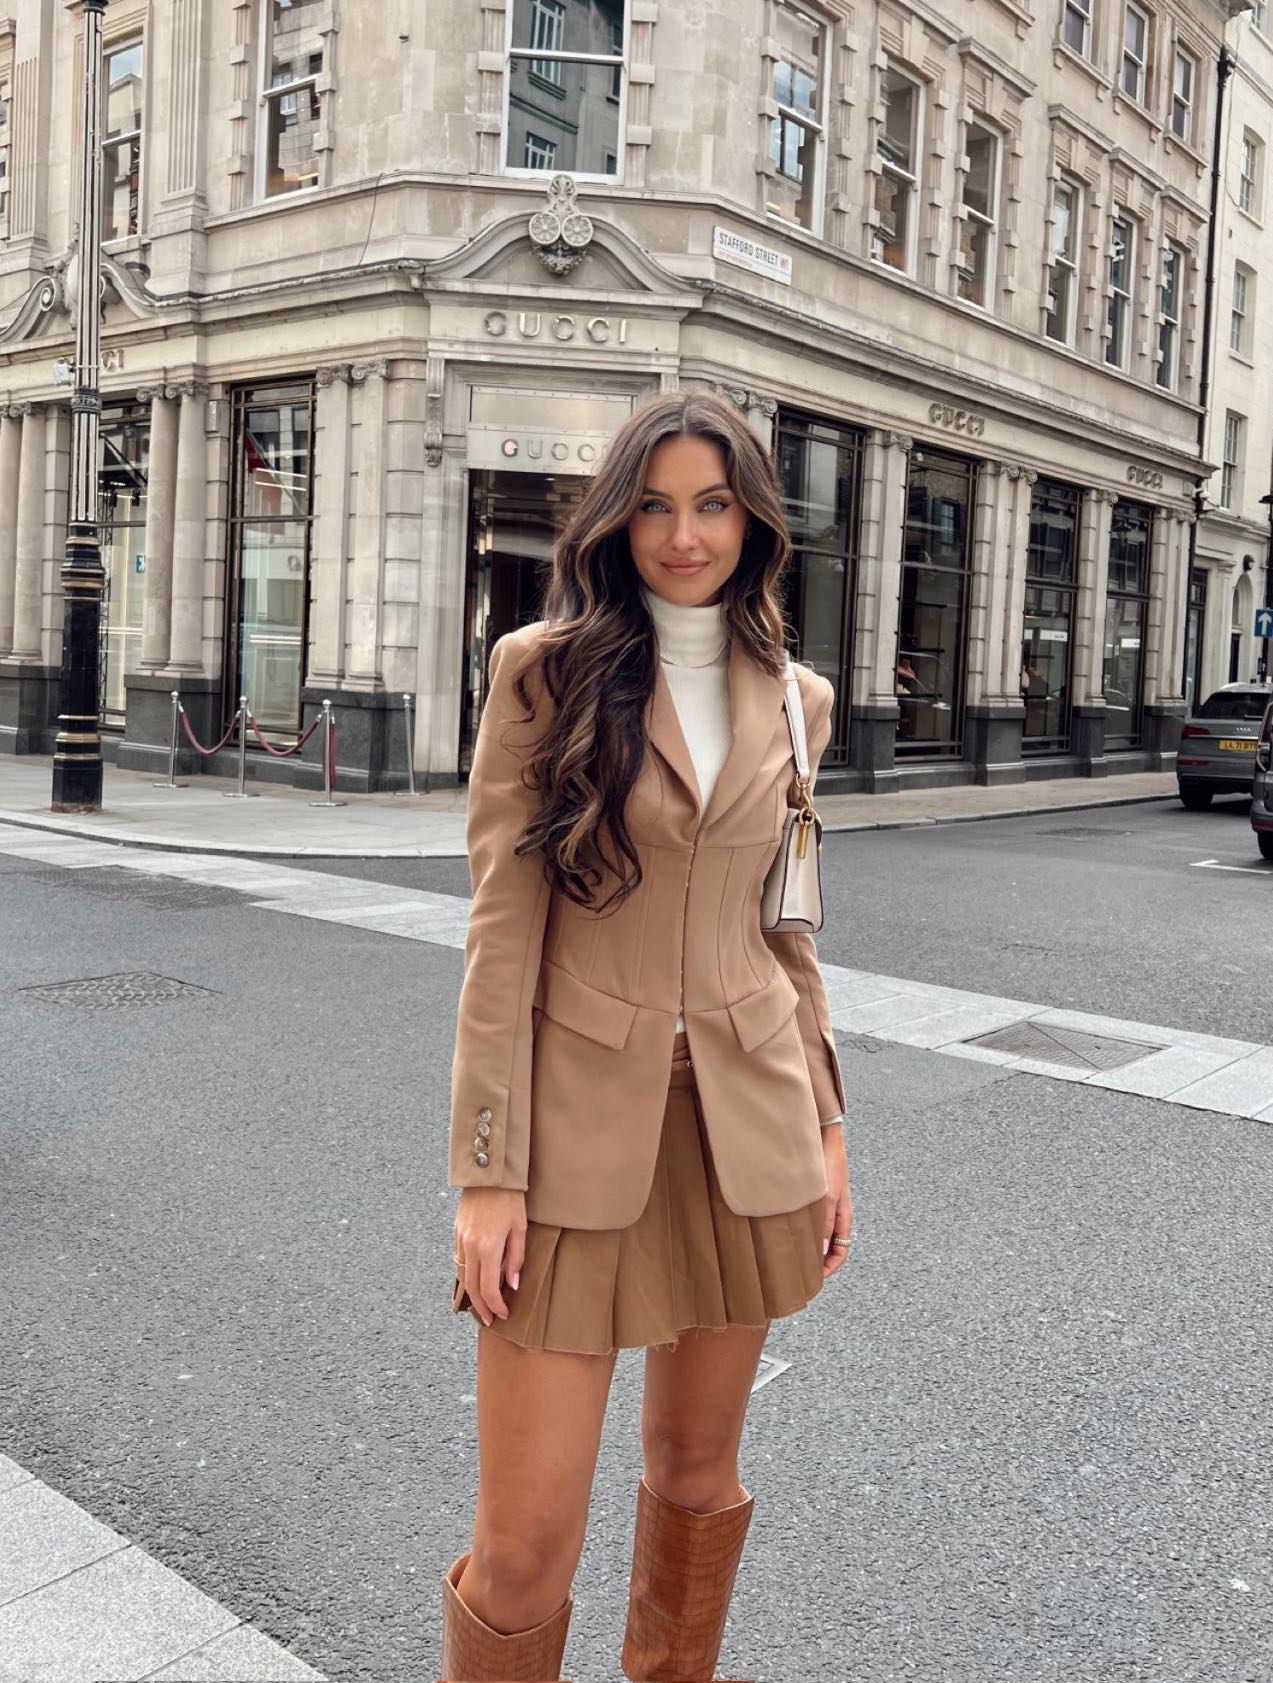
[460,470,586,774]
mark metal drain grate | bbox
[12,865,241,913]
[965,1020,1162,1072]
[1040,827,1133,839]
[18,972,217,1011]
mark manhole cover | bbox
[13,865,240,912]
[965,1021,1161,1071]
[18,972,216,1011]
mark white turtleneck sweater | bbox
[642,585,732,1033]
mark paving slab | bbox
[1167,1047,1273,1118]
[0,1481,125,1607]
[1088,1045,1249,1100]
[141,1622,323,1682]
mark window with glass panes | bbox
[1105,214,1134,369]
[1240,133,1260,214]
[775,411,865,768]
[1254,0,1268,32]
[896,449,975,759]
[1185,568,1206,710]
[1103,501,1152,749]
[1064,0,1092,55]
[1231,265,1252,356]
[1022,482,1079,752]
[259,0,324,199]
[874,63,922,273]
[103,41,143,240]
[505,0,625,178]
[1046,178,1081,346]
[956,122,999,307]
[1122,3,1150,102]
[1171,49,1194,142]
[98,401,150,727]
[225,383,316,738]
[766,2,828,233]
[1221,410,1244,509]
[1156,243,1182,390]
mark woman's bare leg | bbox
[457,1325,618,1632]
[640,1324,769,1510]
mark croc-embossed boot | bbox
[440,1552,573,1682]
[620,1476,755,1682]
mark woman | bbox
[443,391,853,1682]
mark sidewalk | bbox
[0,753,1180,860]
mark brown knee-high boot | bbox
[440,1552,573,1682]
[620,1476,755,1682]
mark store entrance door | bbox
[460,470,587,775]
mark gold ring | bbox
[829,1236,851,1247]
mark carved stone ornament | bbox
[529,175,595,277]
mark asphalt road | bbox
[2,801,1271,1682]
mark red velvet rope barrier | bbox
[248,712,322,759]
[179,709,239,758]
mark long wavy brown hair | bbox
[503,391,793,914]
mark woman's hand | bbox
[820,1124,853,1280]
[455,1187,527,1327]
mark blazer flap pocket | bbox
[728,964,801,1052]
[537,961,638,1051]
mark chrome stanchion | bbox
[308,699,346,809]
[222,695,259,799]
[152,690,188,789]
[403,692,417,797]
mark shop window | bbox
[1171,47,1195,144]
[1105,212,1135,371]
[225,383,316,739]
[1221,410,1244,510]
[1122,3,1151,103]
[1063,0,1093,57]
[1022,481,1079,753]
[765,1,829,234]
[98,401,150,727]
[1045,177,1081,346]
[956,121,1000,308]
[1185,568,1206,710]
[103,40,143,241]
[1230,263,1252,357]
[873,62,922,273]
[896,449,975,759]
[259,0,324,199]
[1103,499,1152,749]
[1156,243,1184,390]
[505,0,626,180]
[775,410,865,769]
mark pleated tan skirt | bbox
[451,1030,828,1355]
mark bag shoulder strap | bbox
[780,654,810,781]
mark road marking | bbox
[4,824,1272,1121]
[1191,857,1273,875]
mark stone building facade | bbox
[0,0,1247,793]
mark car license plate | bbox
[1219,739,1256,751]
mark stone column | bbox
[1071,487,1117,773]
[167,382,210,672]
[10,403,47,661]
[849,429,911,786]
[966,461,1033,783]
[0,410,22,657]
[138,386,180,670]
[307,364,353,684]
[345,359,388,691]
[1142,506,1189,762]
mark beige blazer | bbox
[449,620,847,1231]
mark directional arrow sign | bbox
[1257,607,1273,640]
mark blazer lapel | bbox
[702,638,788,828]
[646,639,788,827]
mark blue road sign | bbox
[1256,607,1273,640]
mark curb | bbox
[0,788,1179,859]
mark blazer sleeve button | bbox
[474,1151,490,1168]
[476,1120,491,1138]
[477,1107,493,1123]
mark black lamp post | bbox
[50,0,107,813]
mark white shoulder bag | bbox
[759,657,825,934]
